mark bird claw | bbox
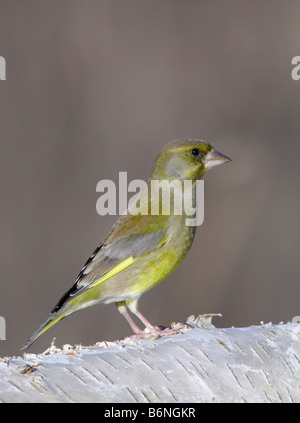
[130,322,186,339]
[153,322,187,336]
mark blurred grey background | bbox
[0,0,300,356]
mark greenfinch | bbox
[23,139,231,351]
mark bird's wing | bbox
[51,213,169,313]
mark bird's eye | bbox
[191,148,200,157]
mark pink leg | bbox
[122,309,144,334]
[133,309,158,331]
[120,300,185,338]
[133,308,185,336]
[116,302,143,334]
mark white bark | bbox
[1,315,300,403]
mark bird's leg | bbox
[126,299,160,333]
[126,299,184,336]
[116,301,144,334]
[133,308,183,335]
[132,308,159,332]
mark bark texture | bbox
[1,315,300,403]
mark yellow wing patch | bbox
[89,256,138,289]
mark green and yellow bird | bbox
[23,139,231,351]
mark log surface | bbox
[1,315,300,403]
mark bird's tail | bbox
[21,309,69,352]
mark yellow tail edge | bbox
[21,310,68,352]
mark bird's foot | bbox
[130,322,186,339]
[150,322,186,336]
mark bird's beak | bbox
[204,148,232,170]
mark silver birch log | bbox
[1,315,300,403]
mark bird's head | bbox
[151,139,231,181]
